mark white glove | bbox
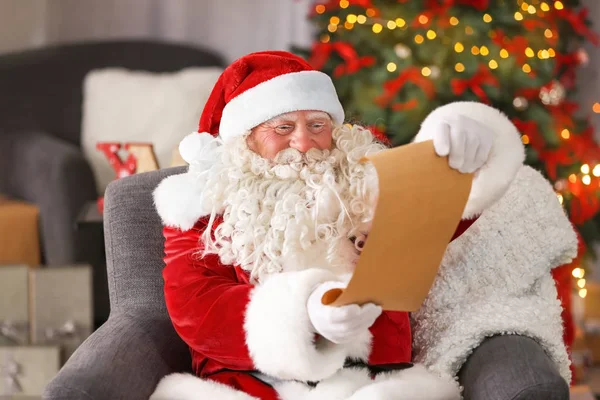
[431,115,494,174]
[307,281,382,344]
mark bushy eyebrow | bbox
[306,112,331,121]
[267,114,297,124]
[268,111,331,124]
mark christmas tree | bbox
[301,0,600,381]
[302,0,599,281]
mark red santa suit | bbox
[159,216,416,400]
[149,52,523,400]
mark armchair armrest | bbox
[43,312,191,400]
[0,130,97,265]
[458,335,569,400]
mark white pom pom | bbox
[178,132,217,164]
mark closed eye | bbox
[275,125,294,135]
[310,122,327,133]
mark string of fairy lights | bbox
[316,1,562,76]
[573,267,587,297]
[315,0,598,298]
[316,1,599,113]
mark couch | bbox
[0,40,224,324]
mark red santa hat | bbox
[179,51,345,164]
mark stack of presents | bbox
[571,281,600,387]
[0,197,92,398]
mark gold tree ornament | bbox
[394,43,412,58]
[513,96,529,111]
[539,80,565,106]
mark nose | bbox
[289,126,315,153]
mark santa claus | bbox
[149,51,562,400]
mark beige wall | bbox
[0,0,47,54]
[0,0,314,63]
[575,0,600,138]
[0,0,596,126]
[43,0,156,44]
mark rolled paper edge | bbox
[321,288,344,305]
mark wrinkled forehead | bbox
[267,110,332,123]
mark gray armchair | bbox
[43,167,569,400]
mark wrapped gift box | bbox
[584,282,600,363]
[29,265,93,363]
[0,265,29,346]
[0,197,40,266]
[585,282,600,320]
[570,385,596,400]
[572,329,592,383]
[0,345,60,397]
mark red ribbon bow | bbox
[547,101,578,131]
[458,0,488,10]
[511,118,544,151]
[309,42,375,77]
[392,98,420,112]
[365,125,391,146]
[555,52,583,71]
[414,0,488,28]
[376,66,436,108]
[565,126,600,162]
[539,148,575,181]
[568,172,600,225]
[331,42,376,77]
[570,194,600,225]
[515,87,541,101]
[492,32,530,65]
[414,0,454,28]
[311,0,375,15]
[554,8,600,45]
[450,64,499,104]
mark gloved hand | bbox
[431,115,494,174]
[307,281,382,344]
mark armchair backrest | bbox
[0,40,224,146]
[103,167,186,316]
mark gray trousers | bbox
[459,335,569,400]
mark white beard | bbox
[193,125,386,282]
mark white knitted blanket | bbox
[411,165,578,384]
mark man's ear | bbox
[245,130,257,152]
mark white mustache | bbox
[272,147,333,166]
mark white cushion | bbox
[81,67,222,193]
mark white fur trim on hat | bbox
[219,70,345,141]
[414,101,525,219]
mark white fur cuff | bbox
[149,373,259,400]
[415,101,525,219]
[347,364,460,400]
[244,268,361,382]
